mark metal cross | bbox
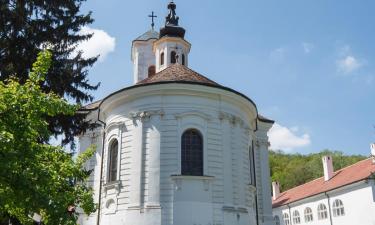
[148,11,157,30]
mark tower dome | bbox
[159,1,186,38]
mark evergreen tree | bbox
[0,0,98,145]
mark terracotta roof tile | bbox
[137,64,220,86]
[272,158,375,208]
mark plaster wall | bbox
[78,84,272,225]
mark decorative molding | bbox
[103,180,121,197]
[105,122,125,133]
[129,110,164,121]
[219,112,250,130]
[174,111,212,121]
[255,139,270,148]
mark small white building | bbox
[272,147,375,225]
[78,2,275,225]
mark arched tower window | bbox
[332,199,345,217]
[160,52,165,66]
[304,207,313,222]
[108,140,118,182]
[148,65,156,77]
[317,203,328,220]
[181,129,203,176]
[182,54,186,65]
[171,51,177,64]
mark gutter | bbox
[324,192,333,225]
[96,108,106,225]
[252,140,259,225]
[287,204,292,225]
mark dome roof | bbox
[137,64,219,86]
[134,30,159,42]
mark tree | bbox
[0,0,99,146]
[0,51,96,225]
[269,150,366,191]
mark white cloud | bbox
[302,42,314,54]
[337,55,362,74]
[75,27,116,62]
[268,123,311,152]
[269,47,286,62]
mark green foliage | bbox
[0,51,96,225]
[269,150,366,192]
[0,0,99,146]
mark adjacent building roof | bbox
[272,158,375,208]
[134,30,159,42]
[137,63,219,86]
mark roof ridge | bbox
[278,157,371,196]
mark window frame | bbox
[292,210,301,224]
[107,138,119,183]
[317,203,328,220]
[171,51,177,64]
[181,128,204,176]
[283,213,290,225]
[332,199,345,217]
[304,207,313,223]
[182,54,186,65]
[274,215,280,225]
[160,52,165,66]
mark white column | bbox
[146,115,162,207]
[129,118,143,208]
[222,119,233,205]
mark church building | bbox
[78,2,275,225]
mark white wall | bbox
[78,83,273,225]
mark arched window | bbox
[160,52,165,66]
[332,199,345,217]
[171,51,177,64]
[182,54,186,65]
[108,140,118,182]
[283,213,290,225]
[181,129,203,176]
[293,210,301,224]
[304,207,313,222]
[274,215,280,225]
[148,65,156,77]
[317,203,328,220]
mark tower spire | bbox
[160,1,185,38]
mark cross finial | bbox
[148,11,157,30]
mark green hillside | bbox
[269,150,367,192]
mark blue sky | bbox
[77,0,375,155]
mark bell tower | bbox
[154,1,191,73]
[131,12,159,84]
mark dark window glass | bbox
[182,54,185,65]
[108,140,118,182]
[181,129,203,176]
[171,51,177,64]
[160,52,165,65]
[148,65,156,77]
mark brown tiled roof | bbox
[81,100,101,110]
[272,158,375,208]
[137,63,220,86]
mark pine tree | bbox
[0,0,98,145]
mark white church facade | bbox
[272,149,375,225]
[78,2,275,225]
